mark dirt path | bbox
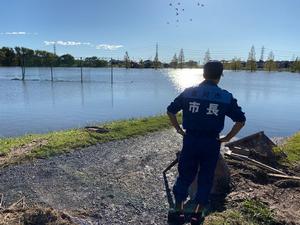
[0,130,299,224]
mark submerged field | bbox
[1,68,300,138]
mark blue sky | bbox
[0,0,300,62]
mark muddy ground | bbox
[0,130,299,224]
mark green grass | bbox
[274,131,300,165]
[205,199,276,225]
[205,210,253,225]
[0,114,180,162]
[241,199,276,225]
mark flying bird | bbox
[166,1,206,26]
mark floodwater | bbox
[0,67,300,138]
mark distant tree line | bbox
[1,45,300,72]
[0,47,108,67]
[222,45,300,73]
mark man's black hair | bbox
[203,61,223,80]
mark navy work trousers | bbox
[173,134,220,206]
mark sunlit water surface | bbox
[0,67,300,138]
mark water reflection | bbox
[110,83,114,108]
[80,82,85,106]
[22,81,29,105]
[51,82,55,106]
[167,68,204,91]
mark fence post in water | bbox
[110,58,113,84]
[21,54,25,80]
[80,57,83,83]
[50,66,53,82]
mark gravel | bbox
[0,129,182,224]
[0,130,299,225]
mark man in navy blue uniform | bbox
[167,61,246,225]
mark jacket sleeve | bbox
[226,95,246,122]
[167,92,184,114]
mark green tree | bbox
[124,51,130,69]
[59,54,75,66]
[291,57,300,72]
[170,53,178,69]
[83,56,107,67]
[260,46,265,62]
[186,60,198,68]
[230,57,242,71]
[264,51,277,71]
[178,49,185,69]
[203,49,211,65]
[33,50,57,67]
[15,47,35,66]
[0,47,16,66]
[246,45,257,72]
[0,50,5,66]
[139,59,144,68]
[96,59,108,67]
[143,60,153,68]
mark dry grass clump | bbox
[0,195,76,225]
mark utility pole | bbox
[154,43,159,70]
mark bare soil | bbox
[0,130,299,224]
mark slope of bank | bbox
[0,115,180,167]
[0,129,300,225]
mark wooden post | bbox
[50,66,53,82]
[21,54,25,81]
[80,57,83,83]
[110,58,113,84]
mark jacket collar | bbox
[201,79,218,87]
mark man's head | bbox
[203,61,223,83]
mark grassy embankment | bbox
[0,114,179,163]
[1,114,299,166]
[274,132,300,166]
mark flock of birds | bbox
[167,1,205,25]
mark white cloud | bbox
[0,31,37,35]
[44,41,56,45]
[44,41,91,46]
[43,41,122,50]
[96,44,123,50]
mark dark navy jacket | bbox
[167,80,246,136]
